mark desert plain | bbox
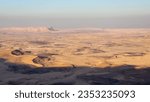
[0,27,150,85]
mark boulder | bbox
[11,49,32,56]
[32,55,51,67]
[11,50,24,56]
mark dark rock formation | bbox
[123,52,146,57]
[11,49,32,56]
[30,41,48,45]
[32,55,51,67]
[48,27,56,31]
[11,50,24,56]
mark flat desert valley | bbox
[0,27,150,85]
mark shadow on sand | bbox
[0,58,150,85]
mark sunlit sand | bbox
[0,27,150,84]
[0,27,150,68]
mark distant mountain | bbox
[48,26,56,31]
[0,27,53,33]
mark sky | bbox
[0,0,150,28]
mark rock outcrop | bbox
[11,50,24,56]
[11,49,32,56]
[32,55,52,67]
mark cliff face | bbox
[0,27,50,33]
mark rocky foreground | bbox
[0,58,150,85]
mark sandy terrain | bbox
[0,27,150,84]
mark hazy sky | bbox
[0,0,150,28]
